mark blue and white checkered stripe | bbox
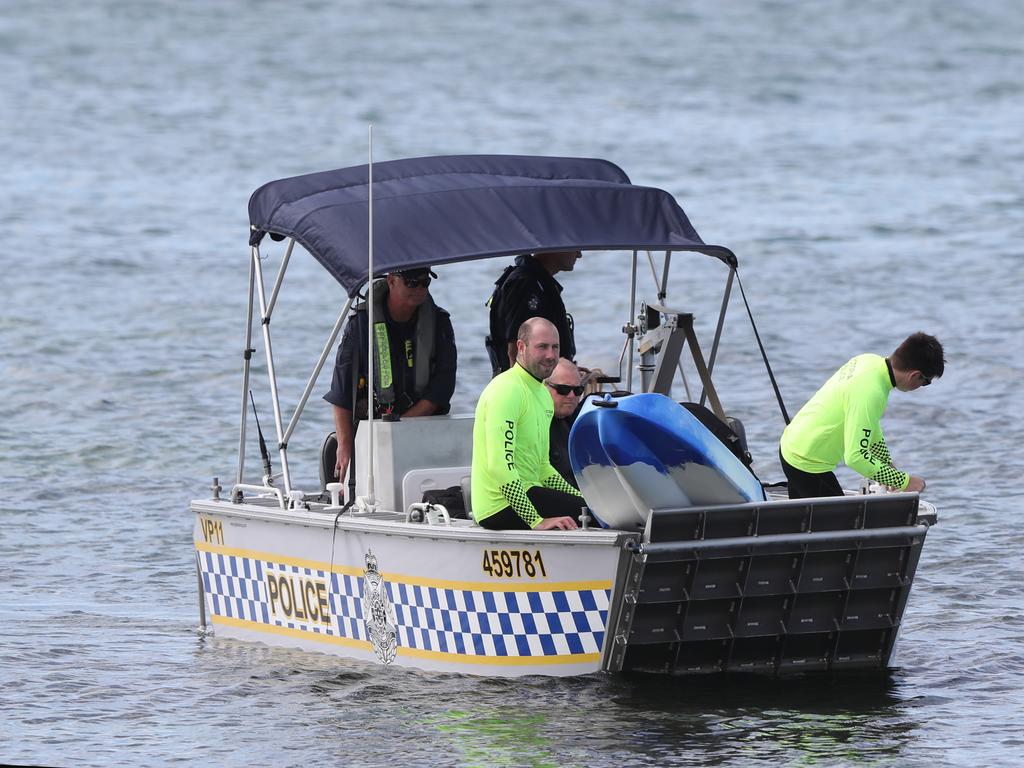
[386,583,608,657]
[199,551,268,625]
[200,551,608,657]
[330,573,368,642]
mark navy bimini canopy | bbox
[249,155,736,296]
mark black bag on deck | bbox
[680,402,754,469]
[421,485,469,519]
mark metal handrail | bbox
[629,523,930,557]
[231,482,286,509]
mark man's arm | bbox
[869,439,925,491]
[541,471,583,498]
[404,399,439,417]
[324,318,360,409]
[844,396,911,489]
[419,312,457,413]
[332,405,353,481]
[325,319,360,482]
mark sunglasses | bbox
[918,372,932,387]
[546,382,584,397]
[401,276,431,289]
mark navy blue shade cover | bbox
[248,155,736,296]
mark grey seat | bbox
[319,431,338,490]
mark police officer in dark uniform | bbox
[325,266,457,482]
[485,251,581,377]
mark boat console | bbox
[350,413,475,512]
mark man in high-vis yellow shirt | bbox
[472,318,584,531]
[779,332,945,499]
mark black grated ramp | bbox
[604,493,933,676]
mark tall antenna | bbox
[364,124,377,508]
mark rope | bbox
[735,268,790,425]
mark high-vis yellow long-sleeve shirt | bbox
[780,353,910,489]
[471,363,582,528]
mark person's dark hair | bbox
[891,332,945,379]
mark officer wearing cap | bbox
[485,251,581,377]
[324,266,457,482]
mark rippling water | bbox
[2,1,1023,766]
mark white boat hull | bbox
[193,499,626,677]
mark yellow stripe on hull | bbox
[195,541,612,592]
[212,614,372,650]
[211,615,601,667]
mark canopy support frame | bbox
[235,236,357,506]
[252,244,293,501]
[266,237,295,320]
[282,297,354,446]
[625,250,638,392]
[700,267,735,409]
[644,250,692,399]
[235,252,257,492]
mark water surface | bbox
[2,1,1023,766]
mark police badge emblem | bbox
[362,550,398,664]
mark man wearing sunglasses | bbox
[324,266,457,484]
[485,250,581,376]
[546,359,585,489]
[780,332,945,499]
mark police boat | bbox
[192,154,936,677]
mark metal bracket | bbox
[406,502,452,526]
[635,306,726,421]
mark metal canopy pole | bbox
[235,250,257,488]
[644,250,690,397]
[282,296,354,444]
[266,237,295,320]
[645,251,660,295]
[700,267,735,409]
[660,252,689,396]
[363,125,377,508]
[644,250,672,303]
[626,250,638,393]
[252,245,293,500]
[659,251,672,300]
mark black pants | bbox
[779,449,843,500]
[478,486,586,530]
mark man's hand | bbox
[905,475,926,493]
[535,516,579,531]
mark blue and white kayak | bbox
[569,393,766,529]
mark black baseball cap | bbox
[392,266,437,279]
